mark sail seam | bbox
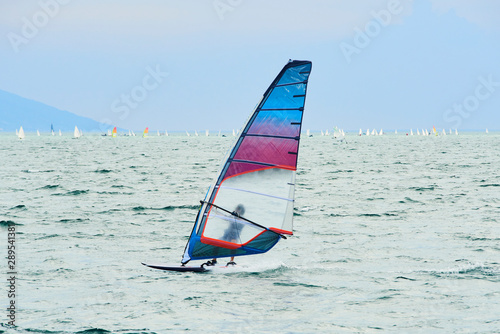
[243,133,299,140]
[275,81,307,88]
[259,107,304,111]
[218,186,294,202]
[228,159,276,167]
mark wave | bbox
[0,326,155,334]
[94,169,112,173]
[52,190,89,196]
[21,169,55,173]
[97,191,134,195]
[10,204,26,210]
[273,281,326,289]
[75,329,112,334]
[39,184,60,189]
[58,218,89,223]
[132,205,199,211]
[0,220,20,227]
[398,197,420,203]
[409,186,436,191]
[358,213,381,217]
[419,262,500,278]
[35,234,60,240]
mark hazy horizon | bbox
[1,1,500,132]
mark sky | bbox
[1,0,500,132]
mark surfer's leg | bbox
[227,256,236,266]
[202,259,217,267]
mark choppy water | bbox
[1,132,499,333]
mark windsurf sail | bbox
[74,126,81,138]
[181,60,312,264]
[51,123,54,136]
[143,127,149,138]
[18,126,25,139]
[112,127,117,138]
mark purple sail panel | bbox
[224,161,267,179]
[233,136,298,168]
[247,109,302,137]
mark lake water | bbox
[1,132,499,333]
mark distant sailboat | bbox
[74,126,81,138]
[18,126,25,139]
[455,129,458,135]
[37,130,40,136]
[417,129,420,136]
[379,129,383,136]
[51,124,55,136]
[366,129,369,136]
[165,130,169,136]
[486,128,489,134]
[359,128,362,136]
[442,128,446,136]
[143,127,149,138]
[186,130,190,136]
[112,127,117,138]
[59,129,62,136]
[410,129,413,136]
[157,130,160,136]
[195,130,199,136]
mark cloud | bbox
[430,0,500,31]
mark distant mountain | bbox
[0,90,113,132]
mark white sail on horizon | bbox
[18,126,25,139]
[74,126,81,138]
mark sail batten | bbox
[218,185,295,202]
[182,60,312,264]
[243,133,299,140]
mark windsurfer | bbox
[204,204,245,267]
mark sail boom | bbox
[199,200,287,238]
